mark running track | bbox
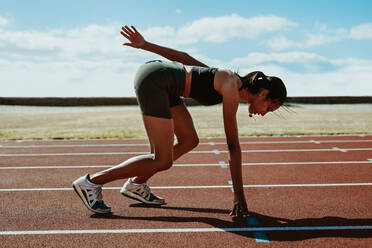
[0,135,371,247]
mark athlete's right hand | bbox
[121,25,146,48]
[230,192,249,220]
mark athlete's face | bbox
[248,89,281,117]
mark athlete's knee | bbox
[156,160,173,171]
[190,135,199,149]
[154,156,173,171]
[181,134,199,152]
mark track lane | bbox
[1,135,371,147]
[1,187,371,247]
[1,149,371,167]
[1,135,371,247]
[1,187,371,230]
[1,164,372,189]
[0,142,344,154]
[1,137,372,154]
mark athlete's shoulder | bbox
[214,69,240,94]
[216,68,234,75]
[215,69,239,84]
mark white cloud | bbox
[266,22,371,50]
[266,36,301,51]
[230,52,331,68]
[350,23,372,39]
[142,26,176,45]
[304,29,347,47]
[0,16,9,27]
[0,59,141,97]
[176,14,297,44]
[3,50,371,97]
[266,31,348,51]
[0,52,372,97]
[175,9,182,14]
[283,64,372,96]
[1,15,371,97]
[0,24,146,61]
[201,52,372,97]
[228,52,372,96]
[0,14,296,61]
[0,14,297,61]
[133,14,297,46]
[0,21,173,97]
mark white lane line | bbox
[2,147,372,157]
[1,160,372,170]
[309,140,321,144]
[346,148,372,151]
[2,139,372,148]
[1,143,149,148]
[1,225,372,235]
[240,161,372,166]
[0,152,145,156]
[0,163,222,169]
[0,165,114,169]
[332,147,348,153]
[1,183,372,192]
[310,139,372,143]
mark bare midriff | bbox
[183,65,193,97]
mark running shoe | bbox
[120,178,165,205]
[72,174,111,214]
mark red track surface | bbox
[1,135,372,247]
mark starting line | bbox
[1,225,372,235]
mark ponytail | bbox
[236,71,287,104]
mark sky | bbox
[1,0,372,97]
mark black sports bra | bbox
[188,66,223,106]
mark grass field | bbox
[0,104,371,140]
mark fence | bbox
[0,96,371,106]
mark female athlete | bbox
[73,25,287,219]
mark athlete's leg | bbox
[133,103,199,184]
[89,115,174,185]
[172,103,199,161]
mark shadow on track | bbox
[91,203,372,241]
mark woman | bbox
[73,25,287,218]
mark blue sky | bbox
[1,0,372,97]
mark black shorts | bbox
[134,60,185,119]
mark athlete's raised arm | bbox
[121,25,208,67]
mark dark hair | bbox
[236,71,287,105]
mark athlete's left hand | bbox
[121,25,146,48]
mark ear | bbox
[258,88,269,98]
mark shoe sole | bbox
[120,190,165,205]
[72,183,111,214]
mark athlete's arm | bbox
[215,70,248,219]
[121,25,208,67]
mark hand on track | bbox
[230,193,249,220]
